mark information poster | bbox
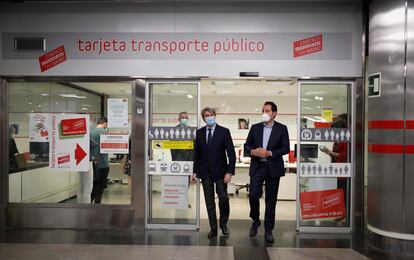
[108,98,128,128]
[161,175,189,209]
[29,113,50,142]
[100,133,129,154]
[300,189,345,220]
[321,106,333,122]
[49,114,90,171]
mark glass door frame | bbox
[145,79,201,230]
[296,80,356,234]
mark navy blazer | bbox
[244,121,290,177]
[193,124,236,181]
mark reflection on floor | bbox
[65,182,296,221]
[0,244,370,260]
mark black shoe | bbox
[265,231,274,243]
[249,221,261,237]
[208,229,218,239]
[220,225,230,236]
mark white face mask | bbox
[262,113,271,122]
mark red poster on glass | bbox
[300,189,345,220]
[293,34,323,58]
[61,118,87,136]
[39,45,67,72]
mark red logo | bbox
[293,35,323,58]
[61,118,87,136]
[39,45,67,72]
[300,189,345,220]
[58,154,70,165]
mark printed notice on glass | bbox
[161,175,189,209]
[108,98,128,128]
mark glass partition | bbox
[297,81,354,233]
[146,82,200,229]
[8,81,133,205]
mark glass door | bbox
[145,81,200,230]
[296,81,355,233]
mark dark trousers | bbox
[201,174,230,230]
[91,165,109,204]
[249,163,281,232]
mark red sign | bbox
[101,143,128,149]
[293,35,323,58]
[58,154,70,165]
[61,118,87,136]
[75,143,87,165]
[300,189,345,220]
[39,45,67,72]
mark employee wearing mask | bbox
[244,101,290,243]
[193,107,236,239]
[171,111,194,208]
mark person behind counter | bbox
[90,117,109,204]
[9,125,19,170]
[320,113,349,225]
[171,112,194,208]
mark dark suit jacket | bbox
[244,121,290,177]
[193,124,236,181]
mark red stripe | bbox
[369,144,414,154]
[368,120,404,129]
[407,121,414,129]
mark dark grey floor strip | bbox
[233,246,270,260]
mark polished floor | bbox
[0,244,371,260]
[0,219,409,259]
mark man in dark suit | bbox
[193,107,236,239]
[245,101,290,243]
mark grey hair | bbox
[201,107,216,118]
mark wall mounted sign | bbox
[300,128,351,142]
[299,163,351,178]
[368,72,381,98]
[148,161,193,176]
[148,127,197,140]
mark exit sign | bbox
[368,73,381,98]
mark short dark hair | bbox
[264,101,278,113]
[97,117,108,125]
[201,107,216,118]
[178,111,188,118]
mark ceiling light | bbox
[168,90,189,94]
[302,106,313,110]
[187,94,194,99]
[59,94,86,99]
[41,93,49,96]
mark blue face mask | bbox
[205,116,216,126]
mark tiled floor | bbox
[0,244,373,260]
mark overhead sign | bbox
[29,113,50,142]
[300,189,345,220]
[108,98,129,128]
[49,114,90,171]
[3,32,352,61]
[300,163,351,178]
[300,128,351,142]
[100,133,129,154]
[148,127,197,140]
[161,175,189,209]
[148,161,193,176]
[368,73,381,98]
[38,45,67,72]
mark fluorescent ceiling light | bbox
[41,93,49,96]
[302,106,313,110]
[168,90,189,94]
[300,98,311,102]
[59,94,86,99]
[187,94,194,99]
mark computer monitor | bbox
[29,142,49,161]
[294,144,318,162]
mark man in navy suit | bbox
[245,101,290,243]
[193,107,236,239]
